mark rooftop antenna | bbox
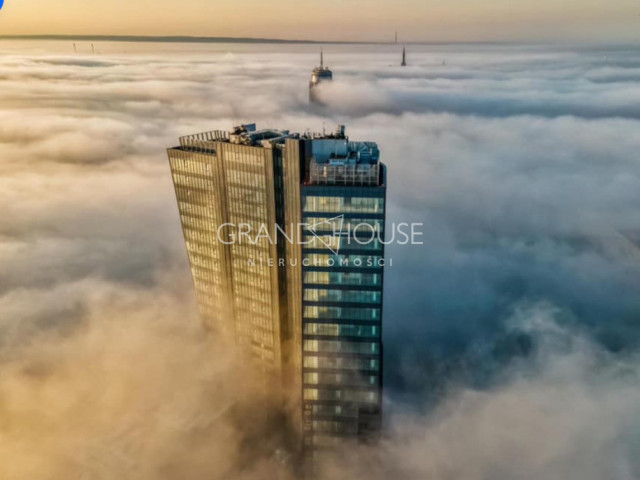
[401,46,407,67]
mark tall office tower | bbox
[167,124,293,386]
[294,129,386,461]
[309,50,333,105]
[167,124,386,461]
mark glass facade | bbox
[168,126,386,462]
[301,184,386,453]
[168,137,288,384]
[168,150,233,334]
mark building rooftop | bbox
[173,124,383,185]
[308,136,381,186]
[310,50,333,85]
[310,138,380,165]
[176,124,375,151]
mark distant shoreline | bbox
[0,35,620,48]
[0,34,522,46]
[0,34,345,44]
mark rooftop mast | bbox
[310,48,333,105]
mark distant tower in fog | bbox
[401,46,407,67]
[309,49,333,105]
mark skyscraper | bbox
[167,124,386,461]
[309,50,333,105]
[167,125,292,387]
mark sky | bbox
[1,0,640,42]
[0,40,640,478]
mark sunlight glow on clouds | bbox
[0,41,639,479]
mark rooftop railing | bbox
[309,160,380,186]
[178,130,229,152]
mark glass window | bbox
[303,271,381,287]
[304,323,379,337]
[304,388,318,400]
[303,356,379,371]
[304,372,378,387]
[303,340,380,354]
[303,306,380,321]
[303,196,384,214]
[304,289,381,304]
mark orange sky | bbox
[0,0,639,42]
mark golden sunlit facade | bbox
[168,128,290,383]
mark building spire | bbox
[320,48,324,69]
[401,46,407,67]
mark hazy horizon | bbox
[1,0,640,43]
[0,34,637,46]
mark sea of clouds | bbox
[0,41,639,479]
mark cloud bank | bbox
[0,41,639,478]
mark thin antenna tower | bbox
[401,46,407,67]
